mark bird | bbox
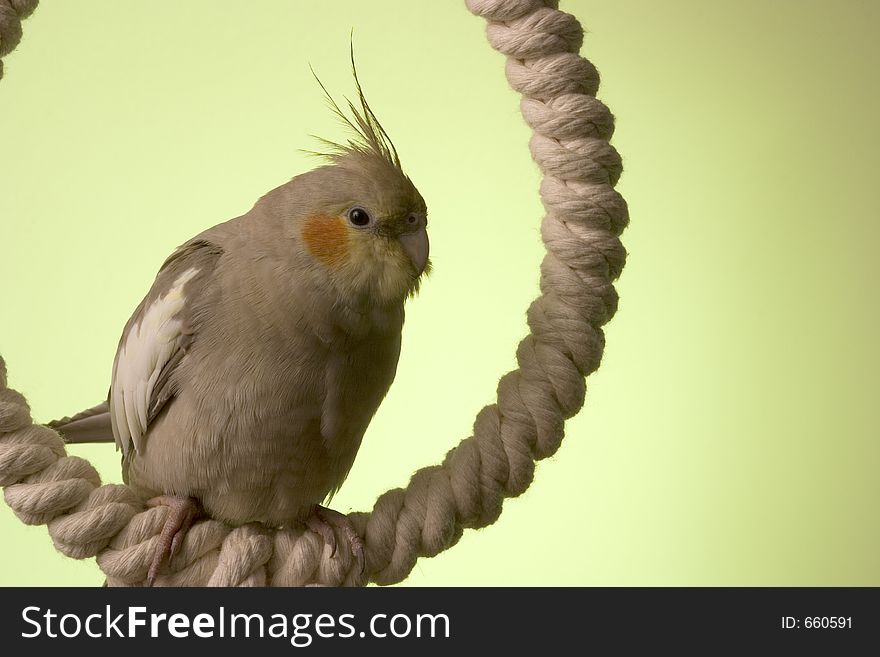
[48,63,430,585]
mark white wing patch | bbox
[110,266,200,457]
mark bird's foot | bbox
[306,505,365,581]
[144,495,202,586]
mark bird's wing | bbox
[110,239,223,457]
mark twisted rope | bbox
[0,0,627,586]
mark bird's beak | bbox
[399,227,429,276]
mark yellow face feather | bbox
[301,211,421,304]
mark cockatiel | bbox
[49,68,430,584]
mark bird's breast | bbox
[132,314,401,524]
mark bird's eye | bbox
[406,214,418,226]
[347,207,372,227]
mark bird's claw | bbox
[306,505,366,582]
[145,495,202,586]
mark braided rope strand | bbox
[0,0,627,586]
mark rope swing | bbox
[0,0,628,586]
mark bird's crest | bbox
[308,44,403,173]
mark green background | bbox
[1,0,878,586]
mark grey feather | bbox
[49,401,114,443]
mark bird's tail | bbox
[48,401,115,444]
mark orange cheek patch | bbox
[302,214,350,266]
